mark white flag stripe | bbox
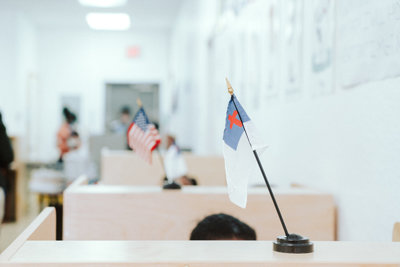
[223,120,267,208]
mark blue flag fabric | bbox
[223,95,250,150]
[132,107,150,131]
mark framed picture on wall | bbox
[262,0,281,100]
[281,0,303,97]
[310,0,335,96]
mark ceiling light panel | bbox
[78,0,127,8]
[86,13,131,30]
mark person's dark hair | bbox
[188,177,197,185]
[121,106,131,115]
[190,213,256,240]
[182,176,197,186]
[71,131,79,137]
[63,107,77,124]
[152,121,159,130]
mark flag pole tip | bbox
[225,77,234,95]
[137,98,142,107]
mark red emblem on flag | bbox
[228,110,243,129]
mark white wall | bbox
[34,28,169,161]
[16,13,38,161]
[0,12,169,162]
[0,8,17,131]
[168,0,400,241]
[0,9,37,160]
[165,0,218,153]
[0,9,17,133]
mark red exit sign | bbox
[126,46,141,58]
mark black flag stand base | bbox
[162,177,182,190]
[162,181,181,190]
[273,234,314,254]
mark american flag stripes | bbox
[127,107,161,164]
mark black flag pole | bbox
[225,78,313,254]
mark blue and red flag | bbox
[127,107,161,164]
[223,95,267,208]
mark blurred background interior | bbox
[0,0,400,250]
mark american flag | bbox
[127,107,161,164]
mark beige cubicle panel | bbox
[0,207,56,262]
[2,241,400,266]
[184,154,226,186]
[101,150,165,186]
[101,150,226,186]
[63,177,336,241]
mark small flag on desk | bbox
[223,94,267,208]
[127,107,161,164]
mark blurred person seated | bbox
[162,175,197,189]
[175,175,197,186]
[190,213,256,240]
[109,106,131,135]
[0,112,14,222]
[57,107,80,162]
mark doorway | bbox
[105,83,159,134]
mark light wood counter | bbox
[3,241,400,266]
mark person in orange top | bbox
[57,107,80,162]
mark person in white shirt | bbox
[164,135,188,184]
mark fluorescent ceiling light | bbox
[86,13,131,30]
[78,0,127,8]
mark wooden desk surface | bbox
[6,241,400,266]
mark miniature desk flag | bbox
[127,100,161,164]
[223,85,267,208]
[223,78,313,254]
